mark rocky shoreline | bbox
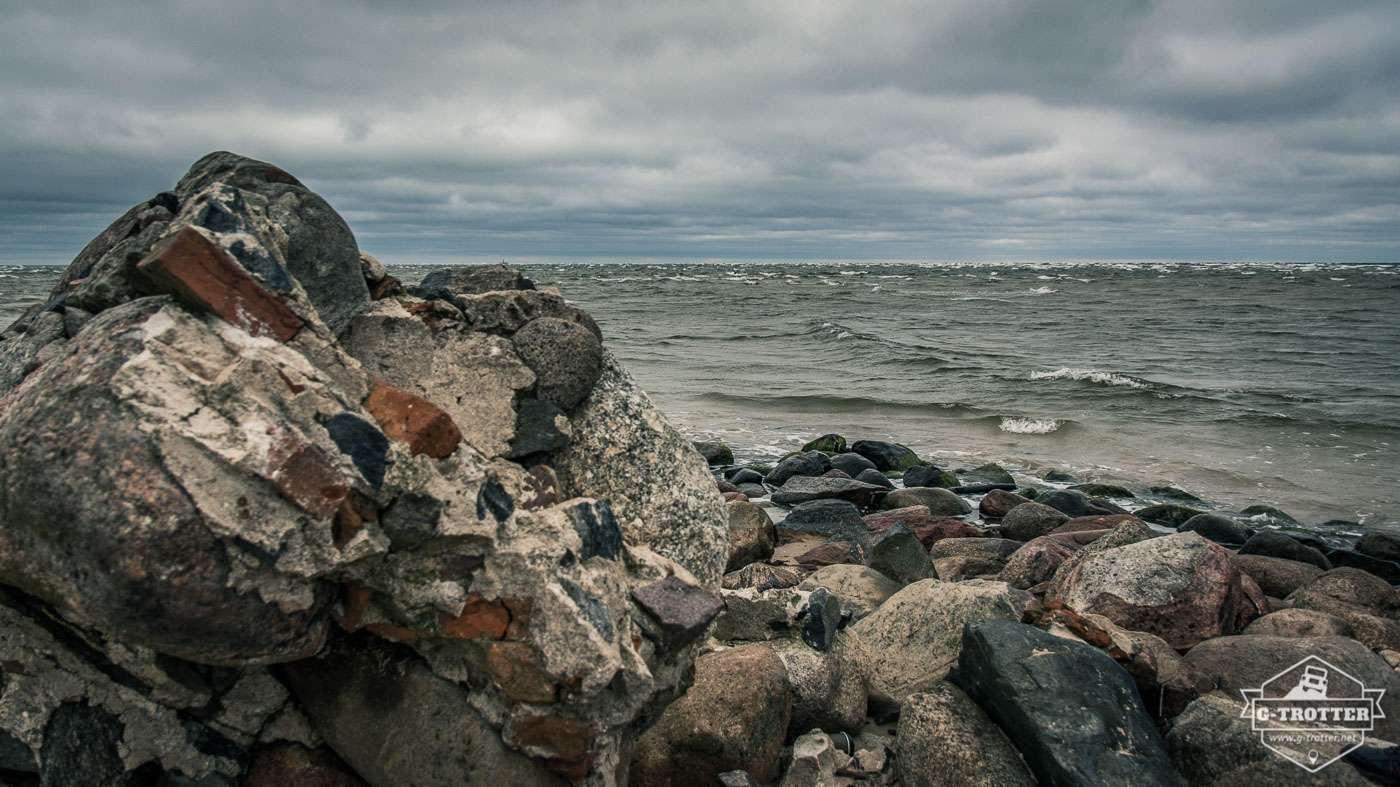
[0,152,1397,786]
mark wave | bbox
[999,417,1062,434]
[1030,367,1149,389]
[1027,286,1058,294]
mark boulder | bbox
[797,565,900,620]
[793,540,869,570]
[903,464,958,488]
[243,741,368,787]
[863,507,980,549]
[1043,529,1112,549]
[1288,567,1400,620]
[999,502,1069,542]
[957,463,1015,486]
[693,440,734,466]
[413,263,535,300]
[1242,608,1354,638]
[778,729,847,787]
[1184,634,1400,742]
[879,487,971,516]
[849,579,1033,702]
[1230,553,1323,598]
[1326,549,1400,584]
[849,440,924,471]
[1042,469,1079,483]
[1043,518,1156,599]
[895,683,1035,787]
[1058,532,1266,650]
[728,467,764,485]
[736,482,768,499]
[828,451,876,477]
[931,537,1023,560]
[1164,694,1285,786]
[726,501,777,572]
[771,475,884,507]
[977,488,1029,519]
[1071,483,1135,499]
[763,634,867,735]
[776,500,868,542]
[1177,513,1251,545]
[801,434,847,454]
[1237,531,1333,570]
[853,468,895,489]
[1239,503,1300,525]
[1132,503,1205,528]
[1052,514,1143,533]
[996,536,1074,590]
[951,620,1185,787]
[629,646,791,787]
[722,564,806,592]
[867,523,936,586]
[763,451,830,486]
[1357,530,1400,563]
[1037,489,1125,518]
[933,555,1009,581]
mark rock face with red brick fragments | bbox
[0,153,727,786]
[1057,532,1268,650]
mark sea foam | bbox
[1030,367,1147,389]
[999,417,1061,434]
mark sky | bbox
[2,0,1398,264]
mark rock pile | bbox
[0,153,726,785]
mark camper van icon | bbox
[1241,656,1386,773]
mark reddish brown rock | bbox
[630,576,724,651]
[244,741,368,787]
[1044,529,1112,549]
[864,508,980,549]
[506,714,596,783]
[722,491,749,503]
[1059,532,1267,651]
[137,226,304,341]
[1242,608,1354,638]
[362,378,462,458]
[722,563,806,591]
[979,488,1030,519]
[997,536,1075,590]
[1229,553,1322,598]
[487,642,557,703]
[438,594,511,639]
[629,645,791,787]
[933,554,1009,580]
[267,428,349,519]
[794,540,868,569]
[1052,514,1143,534]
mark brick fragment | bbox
[362,379,462,458]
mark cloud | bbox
[1,0,1397,263]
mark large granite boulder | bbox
[1000,502,1070,542]
[1057,532,1267,650]
[896,683,1035,787]
[0,153,728,785]
[951,620,1186,787]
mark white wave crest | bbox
[999,417,1061,434]
[1028,286,1057,294]
[1030,367,1147,389]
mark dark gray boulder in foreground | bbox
[951,620,1186,787]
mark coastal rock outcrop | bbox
[0,153,727,785]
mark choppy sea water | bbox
[4,261,1398,535]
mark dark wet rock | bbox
[978,488,1030,519]
[39,700,130,787]
[1242,608,1354,638]
[798,586,846,651]
[896,683,1035,787]
[1037,488,1126,518]
[853,467,895,489]
[951,620,1185,787]
[1237,531,1333,570]
[996,537,1074,591]
[1058,532,1266,650]
[631,576,725,651]
[1177,513,1251,545]
[802,433,847,454]
[957,463,1014,486]
[735,482,768,499]
[1184,634,1400,742]
[1132,503,1205,527]
[777,500,867,542]
[508,396,572,458]
[727,467,764,485]
[629,646,791,787]
[864,507,980,549]
[879,487,970,516]
[949,483,1018,494]
[1230,553,1323,598]
[797,564,900,620]
[726,501,777,573]
[1052,514,1144,534]
[763,450,831,486]
[414,264,535,301]
[771,475,884,507]
[1148,486,1202,502]
[793,539,869,570]
[1238,504,1299,525]
[903,464,958,488]
[1042,469,1080,483]
[512,316,604,411]
[1357,530,1400,562]
[828,451,876,477]
[868,523,935,586]
[722,564,806,592]
[243,741,368,787]
[849,440,924,472]
[1071,483,1135,499]
[1326,549,1400,584]
[851,579,1033,703]
[693,440,735,466]
[999,502,1069,542]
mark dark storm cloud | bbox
[1,0,1396,263]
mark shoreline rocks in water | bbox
[0,154,1392,784]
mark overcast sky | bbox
[2,0,1398,264]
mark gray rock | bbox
[726,501,777,572]
[632,576,725,651]
[879,487,971,516]
[829,452,877,477]
[764,450,832,486]
[957,463,1015,486]
[1163,694,1281,786]
[1231,553,1324,598]
[1178,512,1251,545]
[996,536,1074,590]
[1357,530,1400,562]
[414,264,535,300]
[951,620,1185,787]
[850,440,924,472]
[933,554,1009,581]
[722,564,806,592]
[694,441,735,466]
[778,729,846,787]
[1326,548,1400,584]
[999,501,1069,542]
[1132,503,1205,528]
[1037,488,1126,518]
[511,316,604,411]
[931,537,1023,560]
[797,564,901,620]
[850,579,1033,703]
[854,468,895,489]
[771,475,884,507]
[896,683,1035,787]
[867,523,935,586]
[765,634,867,736]
[1045,518,1155,598]
[1237,530,1333,570]
[1243,607,1355,638]
[799,587,846,652]
[776,500,868,542]
[903,464,957,488]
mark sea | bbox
[4,261,1398,539]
